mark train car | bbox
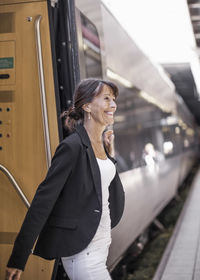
[0,0,199,279]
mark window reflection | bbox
[80,13,102,78]
[113,85,197,173]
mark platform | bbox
[153,168,200,280]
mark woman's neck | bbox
[84,121,105,144]
[84,121,108,159]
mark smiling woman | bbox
[63,78,118,160]
[83,85,117,159]
[85,85,117,126]
[63,78,118,130]
[6,78,125,280]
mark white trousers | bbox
[61,246,112,280]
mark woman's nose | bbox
[110,100,117,109]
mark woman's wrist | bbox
[103,130,115,157]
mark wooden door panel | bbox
[0,1,59,279]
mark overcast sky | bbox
[102,0,196,64]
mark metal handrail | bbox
[0,164,30,208]
[35,15,51,168]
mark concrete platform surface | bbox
[153,169,200,280]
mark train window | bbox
[161,124,189,156]
[113,86,166,171]
[80,13,102,78]
[0,13,15,33]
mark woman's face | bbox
[89,85,117,127]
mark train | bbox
[0,0,199,279]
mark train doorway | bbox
[0,0,78,279]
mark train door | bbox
[0,0,78,279]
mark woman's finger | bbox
[104,130,113,137]
[5,268,22,280]
[14,270,22,280]
[104,130,114,144]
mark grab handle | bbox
[35,15,51,168]
[0,164,30,208]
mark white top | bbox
[87,157,116,249]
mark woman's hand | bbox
[103,130,115,157]
[5,267,22,280]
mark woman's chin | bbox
[106,120,114,126]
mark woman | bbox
[6,78,125,280]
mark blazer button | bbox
[94,209,100,213]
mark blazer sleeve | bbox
[7,141,78,270]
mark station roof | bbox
[160,1,200,126]
[163,63,200,125]
[187,0,200,48]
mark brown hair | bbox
[62,78,118,131]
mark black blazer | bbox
[7,125,125,270]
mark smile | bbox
[105,111,114,116]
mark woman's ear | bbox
[82,103,91,113]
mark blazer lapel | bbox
[86,146,102,205]
[75,125,102,206]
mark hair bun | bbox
[67,106,83,120]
